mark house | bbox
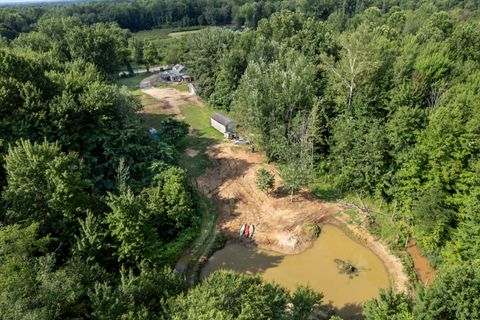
[172,64,188,74]
[159,64,191,82]
[211,113,235,135]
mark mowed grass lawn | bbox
[117,72,152,95]
[178,104,222,178]
[116,73,159,109]
[117,72,222,178]
[153,83,190,92]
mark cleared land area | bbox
[135,78,410,292]
[133,26,203,48]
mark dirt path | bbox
[139,83,410,292]
[406,240,435,284]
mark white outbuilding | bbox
[210,113,235,134]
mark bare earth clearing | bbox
[141,85,409,292]
[141,87,202,119]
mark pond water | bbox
[201,224,390,319]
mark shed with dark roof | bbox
[211,113,235,133]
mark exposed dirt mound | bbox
[193,143,340,254]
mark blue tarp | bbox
[149,127,159,140]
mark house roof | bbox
[160,69,182,78]
[211,113,234,126]
[173,64,187,73]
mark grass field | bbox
[117,72,220,177]
[168,29,202,37]
[178,104,222,177]
[116,73,160,113]
[175,83,190,92]
[179,104,220,139]
[133,26,203,48]
[153,83,190,92]
[117,72,151,94]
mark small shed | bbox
[211,113,235,134]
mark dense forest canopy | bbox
[1,0,480,39]
[1,0,480,319]
[182,2,480,318]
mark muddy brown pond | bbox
[201,224,390,319]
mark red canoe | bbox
[244,224,249,238]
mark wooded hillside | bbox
[1,0,480,319]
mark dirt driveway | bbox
[141,85,410,292]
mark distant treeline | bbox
[1,0,479,39]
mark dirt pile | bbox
[194,143,339,254]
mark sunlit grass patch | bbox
[177,104,222,177]
[178,104,222,140]
[116,72,151,91]
[133,26,204,48]
[141,95,158,106]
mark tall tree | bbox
[143,41,159,72]
[185,27,235,99]
[363,288,413,320]
[2,139,90,243]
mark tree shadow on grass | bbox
[139,113,171,129]
[310,183,344,202]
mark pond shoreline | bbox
[219,215,409,293]
[202,224,392,320]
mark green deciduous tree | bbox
[90,265,185,319]
[328,114,389,195]
[210,44,250,110]
[256,168,275,193]
[413,260,480,320]
[449,22,480,63]
[363,288,413,320]
[411,188,455,258]
[169,270,289,320]
[290,285,323,320]
[2,139,90,243]
[232,49,317,158]
[129,38,144,66]
[185,27,235,99]
[143,41,159,72]
[106,186,161,266]
[280,160,313,202]
[0,224,99,319]
[143,166,195,235]
[321,24,383,109]
[65,22,131,76]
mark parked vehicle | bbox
[234,137,251,145]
